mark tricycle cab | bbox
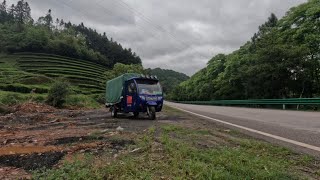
[123,78,163,113]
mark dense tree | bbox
[145,68,189,94]
[104,63,145,81]
[0,0,13,23]
[0,0,6,22]
[172,0,320,101]
[0,0,6,14]
[0,0,141,68]
[37,9,53,29]
[12,0,32,27]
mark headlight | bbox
[139,95,146,101]
[158,96,163,101]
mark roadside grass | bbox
[65,94,101,109]
[32,124,319,179]
[0,90,101,109]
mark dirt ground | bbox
[0,103,187,179]
[1,103,319,179]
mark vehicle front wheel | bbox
[111,106,117,118]
[147,106,156,120]
[133,112,139,118]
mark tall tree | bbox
[0,0,7,22]
[0,0,6,12]
[37,9,53,29]
[12,0,32,31]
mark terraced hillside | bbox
[0,53,107,95]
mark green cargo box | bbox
[106,73,140,105]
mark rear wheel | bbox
[147,106,156,120]
[133,112,139,118]
[111,106,117,118]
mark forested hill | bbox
[0,0,141,67]
[172,0,320,101]
[146,68,189,94]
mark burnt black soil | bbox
[110,139,135,150]
[0,151,65,170]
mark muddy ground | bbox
[0,103,190,179]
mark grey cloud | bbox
[8,0,306,75]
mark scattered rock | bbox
[129,148,141,153]
[116,126,124,131]
[100,129,109,133]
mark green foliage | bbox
[46,79,70,107]
[0,1,141,67]
[66,94,100,108]
[0,53,106,93]
[31,125,317,179]
[0,91,25,105]
[145,68,189,95]
[0,83,48,93]
[172,0,320,101]
[104,63,145,81]
[0,90,46,105]
[33,156,102,180]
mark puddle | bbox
[0,146,60,156]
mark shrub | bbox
[0,93,25,105]
[19,75,53,85]
[91,93,105,104]
[46,79,70,107]
[66,95,100,108]
[0,105,10,114]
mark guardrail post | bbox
[283,104,286,110]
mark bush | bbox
[0,105,10,114]
[46,79,70,107]
[0,83,49,94]
[19,75,53,85]
[0,93,25,105]
[66,95,100,108]
[91,93,105,104]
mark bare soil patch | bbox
[0,105,173,179]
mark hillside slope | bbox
[146,68,189,94]
[172,0,320,101]
[0,53,106,95]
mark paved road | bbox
[166,101,320,154]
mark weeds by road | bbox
[0,105,319,179]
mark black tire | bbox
[148,106,156,120]
[133,112,139,118]
[111,106,117,118]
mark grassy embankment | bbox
[33,106,320,179]
[0,53,107,108]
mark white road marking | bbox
[169,105,320,152]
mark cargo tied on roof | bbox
[106,73,141,105]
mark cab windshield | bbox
[136,79,162,95]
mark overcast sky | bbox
[9,0,307,75]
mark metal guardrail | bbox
[177,98,320,109]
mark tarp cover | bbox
[106,73,140,104]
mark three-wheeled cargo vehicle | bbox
[105,73,163,120]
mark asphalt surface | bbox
[166,101,320,156]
